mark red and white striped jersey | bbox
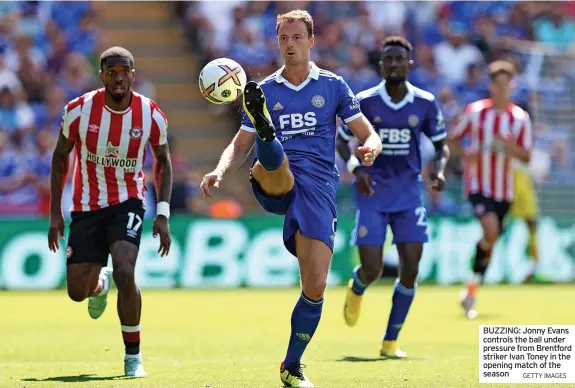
[452,99,532,202]
[60,89,168,212]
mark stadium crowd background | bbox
[1,1,574,220]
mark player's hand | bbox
[357,146,377,166]
[153,215,171,257]
[496,134,517,157]
[48,213,65,252]
[428,170,446,192]
[463,150,480,164]
[200,170,223,199]
[354,168,375,196]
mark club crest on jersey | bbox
[358,226,368,238]
[408,115,419,127]
[311,95,325,108]
[130,127,143,139]
[66,246,73,258]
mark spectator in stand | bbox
[533,4,575,49]
[433,20,483,84]
[455,63,489,106]
[33,86,66,133]
[336,45,379,94]
[45,27,70,76]
[227,25,273,75]
[27,129,53,215]
[57,52,94,101]
[409,44,448,98]
[0,86,34,140]
[0,130,37,212]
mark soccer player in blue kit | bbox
[336,37,450,358]
[200,10,382,388]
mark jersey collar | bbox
[275,62,320,91]
[378,81,415,110]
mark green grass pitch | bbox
[0,284,573,387]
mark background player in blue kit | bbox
[336,37,450,358]
[200,10,382,388]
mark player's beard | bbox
[109,89,127,103]
[385,75,406,85]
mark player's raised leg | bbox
[64,211,114,319]
[67,263,112,312]
[280,232,331,388]
[461,206,501,319]
[244,81,295,197]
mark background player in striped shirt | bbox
[47,47,173,377]
[449,60,532,319]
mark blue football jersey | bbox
[241,62,363,189]
[340,81,447,212]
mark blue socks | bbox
[351,265,368,295]
[284,292,323,365]
[256,137,284,171]
[384,279,416,341]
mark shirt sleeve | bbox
[149,103,168,147]
[516,112,533,151]
[59,99,82,141]
[336,76,363,124]
[451,105,472,139]
[423,98,448,142]
[240,110,256,133]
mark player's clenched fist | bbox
[200,170,223,199]
[357,146,378,166]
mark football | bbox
[198,58,247,104]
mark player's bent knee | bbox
[362,262,383,284]
[252,159,294,197]
[67,286,89,302]
[399,266,419,288]
[302,278,327,300]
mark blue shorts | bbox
[250,166,337,257]
[350,206,429,246]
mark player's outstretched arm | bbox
[48,133,74,252]
[200,129,256,199]
[151,143,173,256]
[346,116,382,166]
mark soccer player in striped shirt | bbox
[47,47,173,377]
[449,60,532,319]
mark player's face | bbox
[380,46,413,84]
[489,73,513,103]
[277,20,314,66]
[100,57,135,102]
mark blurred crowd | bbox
[2,1,574,218]
[179,0,575,216]
[0,1,163,217]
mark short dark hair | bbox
[100,46,134,70]
[488,60,516,80]
[276,9,314,37]
[382,36,413,57]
